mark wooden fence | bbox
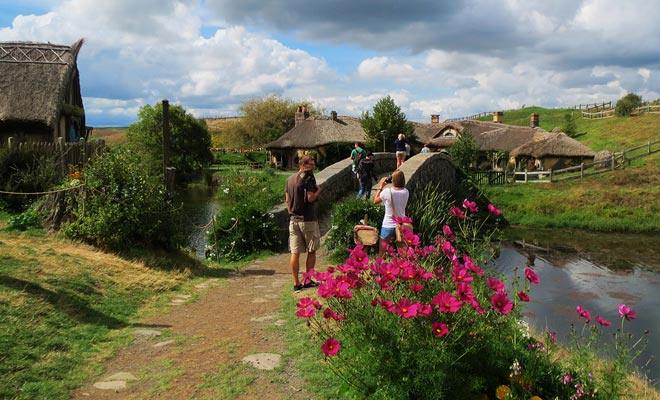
[512,140,660,183]
[1,137,105,174]
[581,104,660,119]
[570,101,612,110]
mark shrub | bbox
[324,198,384,262]
[62,148,185,251]
[0,147,61,212]
[296,200,647,399]
[615,93,643,117]
[7,209,42,231]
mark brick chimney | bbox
[493,111,503,123]
[295,105,309,126]
[530,113,539,127]
[331,110,337,120]
[431,114,440,123]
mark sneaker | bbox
[293,284,304,293]
[303,280,319,289]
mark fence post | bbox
[524,169,528,183]
[79,137,86,167]
[162,99,171,190]
[611,154,615,171]
[580,163,584,179]
[549,169,553,182]
[648,141,651,155]
[57,137,65,175]
[8,137,14,149]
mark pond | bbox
[177,187,659,385]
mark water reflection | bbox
[175,185,219,258]
[493,244,659,386]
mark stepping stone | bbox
[176,294,192,299]
[274,319,287,326]
[252,298,268,303]
[250,314,276,322]
[170,298,187,304]
[241,353,281,370]
[106,372,137,381]
[264,294,279,299]
[154,339,176,348]
[93,381,127,390]
[135,329,161,337]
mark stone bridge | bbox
[272,151,462,245]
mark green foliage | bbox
[206,167,286,261]
[360,95,416,151]
[222,95,320,147]
[126,102,213,185]
[63,148,186,251]
[324,198,384,261]
[7,209,42,231]
[0,147,62,212]
[615,93,643,117]
[405,185,453,244]
[448,129,478,171]
[562,112,579,137]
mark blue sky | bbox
[2,0,660,127]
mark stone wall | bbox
[271,151,459,248]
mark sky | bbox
[1,0,660,127]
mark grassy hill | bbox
[477,107,660,232]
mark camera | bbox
[385,175,392,184]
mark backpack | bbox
[353,148,365,167]
[357,156,373,179]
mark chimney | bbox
[295,105,309,126]
[530,113,539,128]
[493,111,503,123]
[431,114,439,123]
[331,110,337,120]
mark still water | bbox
[177,187,659,384]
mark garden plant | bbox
[296,198,650,399]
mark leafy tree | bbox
[448,129,478,171]
[360,95,415,152]
[562,112,578,137]
[223,95,320,147]
[615,93,642,117]
[127,102,213,185]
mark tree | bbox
[223,95,320,147]
[127,102,213,185]
[360,96,415,152]
[448,130,478,171]
[562,112,578,137]
[615,93,642,117]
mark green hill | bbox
[478,107,660,232]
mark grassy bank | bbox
[0,218,245,400]
[480,109,660,233]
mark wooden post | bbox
[549,169,553,182]
[57,136,65,175]
[580,163,584,179]
[648,141,652,155]
[162,99,171,190]
[524,169,528,183]
[8,137,14,149]
[611,154,615,171]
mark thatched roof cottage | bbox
[265,107,366,169]
[0,39,87,144]
[509,131,596,170]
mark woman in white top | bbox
[374,169,409,257]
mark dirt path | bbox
[72,251,328,400]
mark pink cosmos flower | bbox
[418,303,433,316]
[491,292,514,315]
[487,203,502,216]
[596,316,611,326]
[432,291,463,313]
[451,265,473,283]
[618,304,637,320]
[576,305,591,322]
[517,291,530,302]
[524,268,540,284]
[442,240,456,257]
[487,277,506,292]
[462,198,479,213]
[301,269,316,285]
[321,338,340,356]
[295,307,317,319]
[442,225,455,241]
[394,299,420,318]
[450,206,466,219]
[431,322,450,337]
[410,283,424,292]
[296,297,315,309]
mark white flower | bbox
[223,188,230,194]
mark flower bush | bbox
[296,200,650,399]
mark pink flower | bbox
[487,276,506,292]
[431,322,450,337]
[321,338,340,356]
[296,297,315,309]
[524,268,540,284]
[576,305,591,322]
[491,292,514,315]
[323,308,344,320]
[394,299,420,318]
[418,303,433,316]
[487,203,501,216]
[451,265,473,283]
[432,291,462,313]
[442,225,455,241]
[295,307,317,319]
[450,206,466,219]
[596,316,611,326]
[455,282,475,303]
[517,291,530,302]
[462,198,479,213]
[618,304,637,321]
[409,283,424,292]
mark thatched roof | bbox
[510,132,596,158]
[0,39,84,131]
[422,120,546,152]
[265,114,366,149]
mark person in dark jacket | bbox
[356,151,377,199]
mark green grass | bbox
[478,108,660,232]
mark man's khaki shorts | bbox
[289,220,321,253]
